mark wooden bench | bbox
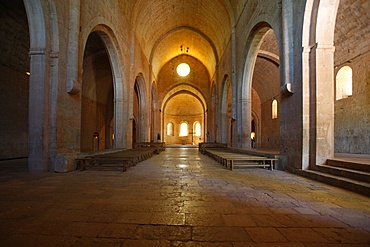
[203,148,277,171]
[76,157,132,172]
[198,142,227,154]
[133,142,165,154]
[226,157,278,170]
[76,148,156,172]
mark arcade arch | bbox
[240,25,281,150]
[161,84,207,145]
[81,32,114,152]
[163,92,205,145]
[133,74,149,144]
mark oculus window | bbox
[176,63,190,77]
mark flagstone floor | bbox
[0,148,369,246]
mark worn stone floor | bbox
[0,148,369,246]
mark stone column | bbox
[114,97,124,148]
[314,44,335,166]
[66,0,81,95]
[280,0,294,95]
[28,49,49,172]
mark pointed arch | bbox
[133,73,149,142]
[240,23,274,149]
[161,84,207,145]
[82,17,129,149]
[87,25,127,149]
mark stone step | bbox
[293,169,370,197]
[316,164,370,183]
[327,159,370,172]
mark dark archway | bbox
[0,0,30,161]
[81,32,114,152]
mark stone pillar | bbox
[66,0,81,95]
[240,98,251,149]
[301,46,312,170]
[280,0,294,95]
[314,44,335,166]
[114,97,124,148]
[28,49,49,172]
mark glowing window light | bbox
[167,122,174,136]
[194,122,201,136]
[176,63,190,77]
[336,66,352,100]
[272,99,278,119]
[179,122,188,137]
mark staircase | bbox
[292,157,370,197]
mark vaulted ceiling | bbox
[119,0,247,79]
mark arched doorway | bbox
[132,74,149,145]
[81,32,114,152]
[252,29,280,151]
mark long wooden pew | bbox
[202,146,277,171]
[76,148,156,172]
[133,142,165,154]
[198,142,228,154]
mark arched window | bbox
[194,122,201,136]
[179,122,188,137]
[336,66,352,100]
[272,99,278,119]
[166,122,174,136]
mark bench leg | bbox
[79,161,86,171]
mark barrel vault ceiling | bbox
[119,0,248,79]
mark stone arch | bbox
[133,73,149,143]
[162,91,205,145]
[82,19,128,148]
[81,31,115,152]
[161,84,207,144]
[220,75,232,145]
[150,26,219,66]
[239,22,276,149]
[161,84,207,111]
[163,90,206,113]
[91,25,127,149]
[302,0,339,168]
[149,26,219,79]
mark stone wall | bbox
[334,0,370,154]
